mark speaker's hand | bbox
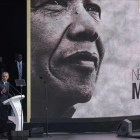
[1,87,6,93]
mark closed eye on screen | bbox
[31,0,101,19]
[31,0,65,10]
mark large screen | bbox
[31,0,140,119]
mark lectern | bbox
[3,95,25,131]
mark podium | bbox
[3,95,25,131]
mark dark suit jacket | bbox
[0,80,12,120]
[10,61,26,85]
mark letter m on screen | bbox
[132,83,140,99]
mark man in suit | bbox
[10,53,27,116]
[10,53,26,82]
[0,72,12,139]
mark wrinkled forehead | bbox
[31,0,101,7]
[2,74,9,77]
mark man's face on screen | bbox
[31,0,105,103]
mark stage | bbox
[30,132,140,140]
[1,132,140,140]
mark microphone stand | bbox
[20,85,23,140]
[10,84,21,95]
[40,77,51,137]
[9,87,15,96]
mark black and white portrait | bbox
[31,0,140,119]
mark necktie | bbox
[19,62,22,79]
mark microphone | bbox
[10,86,15,96]
[9,83,22,95]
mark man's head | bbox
[2,72,9,82]
[31,0,105,104]
[0,56,2,62]
[16,53,22,62]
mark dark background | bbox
[0,0,140,133]
[0,0,27,117]
[0,0,26,72]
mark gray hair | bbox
[2,72,9,76]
